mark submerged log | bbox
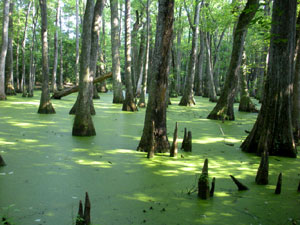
[170,122,178,157]
[255,151,269,185]
[0,155,6,167]
[275,173,282,194]
[51,72,112,99]
[198,159,210,199]
[230,175,249,191]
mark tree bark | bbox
[136,24,146,97]
[122,0,137,111]
[205,32,217,102]
[238,51,258,112]
[51,0,60,93]
[179,0,201,106]
[207,0,259,120]
[241,0,297,158]
[72,0,96,136]
[0,0,10,100]
[138,0,150,108]
[292,9,300,142]
[137,0,174,153]
[28,3,39,97]
[75,0,80,86]
[110,0,124,103]
[21,1,32,97]
[5,2,15,96]
[38,0,55,114]
[195,30,205,96]
[58,7,64,91]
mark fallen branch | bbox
[51,72,112,99]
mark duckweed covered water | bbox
[0,92,299,225]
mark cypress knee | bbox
[170,122,178,157]
[198,159,210,199]
[255,151,269,185]
[275,173,282,194]
[230,175,249,191]
[0,155,6,167]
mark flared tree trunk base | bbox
[122,97,138,111]
[70,100,96,115]
[38,103,56,114]
[207,104,234,121]
[239,96,258,112]
[72,114,96,136]
[178,96,195,106]
[0,94,7,100]
[6,86,16,96]
[209,96,218,103]
[137,135,170,153]
[93,86,100,99]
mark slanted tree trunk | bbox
[239,51,257,112]
[21,1,32,97]
[0,0,10,100]
[51,0,60,93]
[38,0,55,114]
[72,0,96,136]
[179,0,200,106]
[5,2,15,96]
[122,0,137,111]
[137,0,174,153]
[110,0,124,103]
[241,0,297,158]
[98,17,108,94]
[207,0,259,120]
[75,0,80,86]
[28,3,39,97]
[58,7,64,91]
[292,10,300,142]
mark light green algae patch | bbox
[0,93,299,225]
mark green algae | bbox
[0,93,299,225]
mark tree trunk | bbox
[72,0,96,136]
[21,1,32,97]
[175,7,182,95]
[38,0,55,114]
[238,51,258,112]
[205,32,217,102]
[137,0,174,153]
[90,0,105,101]
[5,2,15,96]
[122,0,137,111]
[51,0,60,93]
[58,7,64,91]
[179,0,200,106]
[75,0,80,86]
[207,0,259,121]
[292,10,300,142]
[0,0,10,100]
[28,3,39,98]
[195,30,205,96]
[138,0,150,108]
[136,24,146,97]
[241,0,297,158]
[15,16,21,93]
[110,0,124,103]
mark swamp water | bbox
[0,92,299,225]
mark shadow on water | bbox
[0,92,299,225]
